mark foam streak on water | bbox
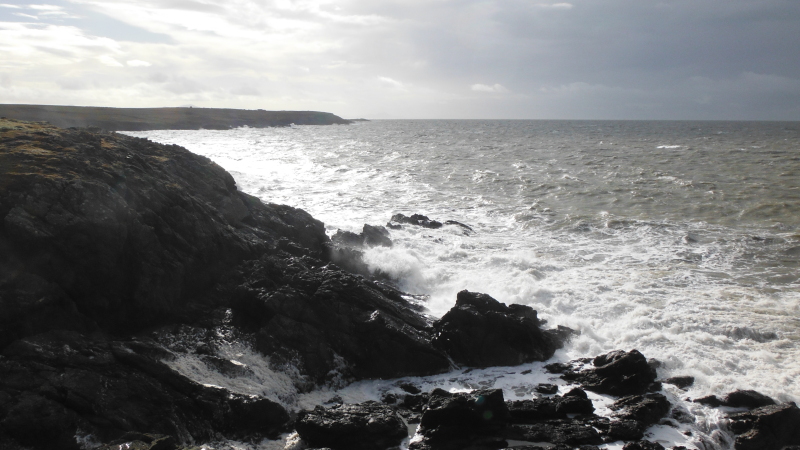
[127,120,800,449]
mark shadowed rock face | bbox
[432,290,572,368]
[0,119,329,346]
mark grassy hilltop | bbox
[0,104,351,131]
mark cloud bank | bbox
[0,0,799,119]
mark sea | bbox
[125,120,800,450]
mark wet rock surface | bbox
[561,349,660,396]
[295,401,408,450]
[432,290,572,368]
[0,331,289,450]
[728,402,800,450]
[694,389,777,409]
[410,388,509,450]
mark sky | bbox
[1,0,799,120]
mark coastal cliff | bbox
[0,119,568,449]
[0,105,352,131]
[1,119,796,450]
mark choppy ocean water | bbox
[127,120,800,449]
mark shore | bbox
[0,104,352,131]
[0,118,797,450]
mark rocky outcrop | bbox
[432,290,573,368]
[295,402,408,450]
[560,350,660,396]
[1,120,580,449]
[234,257,452,382]
[331,224,392,248]
[0,331,289,450]
[410,389,509,450]
[694,389,776,409]
[728,402,800,450]
[0,119,327,349]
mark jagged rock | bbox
[693,395,724,407]
[432,291,571,368]
[662,376,694,389]
[694,390,776,410]
[728,402,800,450]
[723,390,776,409]
[536,383,559,394]
[400,382,423,394]
[96,433,177,450]
[410,389,509,450]
[611,394,671,428]
[622,441,666,450]
[240,259,451,382]
[562,350,659,396]
[509,446,599,450]
[295,401,407,450]
[0,120,328,349]
[0,331,289,450]
[508,393,594,423]
[331,224,392,248]
[389,213,443,229]
[505,421,603,446]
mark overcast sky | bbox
[1,0,799,120]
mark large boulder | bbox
[728,402,800,450]
[611,394,671,429]
[410,389,510,450]
[432,291,571,368]
[562,350,659,396]
[295,401,408,450]
[694,389,776,410]
[231,257,452,383]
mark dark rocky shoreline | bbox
[1,119,798,450]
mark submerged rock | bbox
[432,290,572,368]
[295,401,407,450]
[694,389,776,410]
[662,376,694,390]
[389,213,443,229]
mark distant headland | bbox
[0,104,352,131]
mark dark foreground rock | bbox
[694,389,776,409]
[295,402,408,450]
[432,290,573,368]
[561,349,660,396]
[410,389,509,450]
[728,402,800,450]
[0,331,289,449]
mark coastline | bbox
[0,118,797,450]
[0,104,352,131]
